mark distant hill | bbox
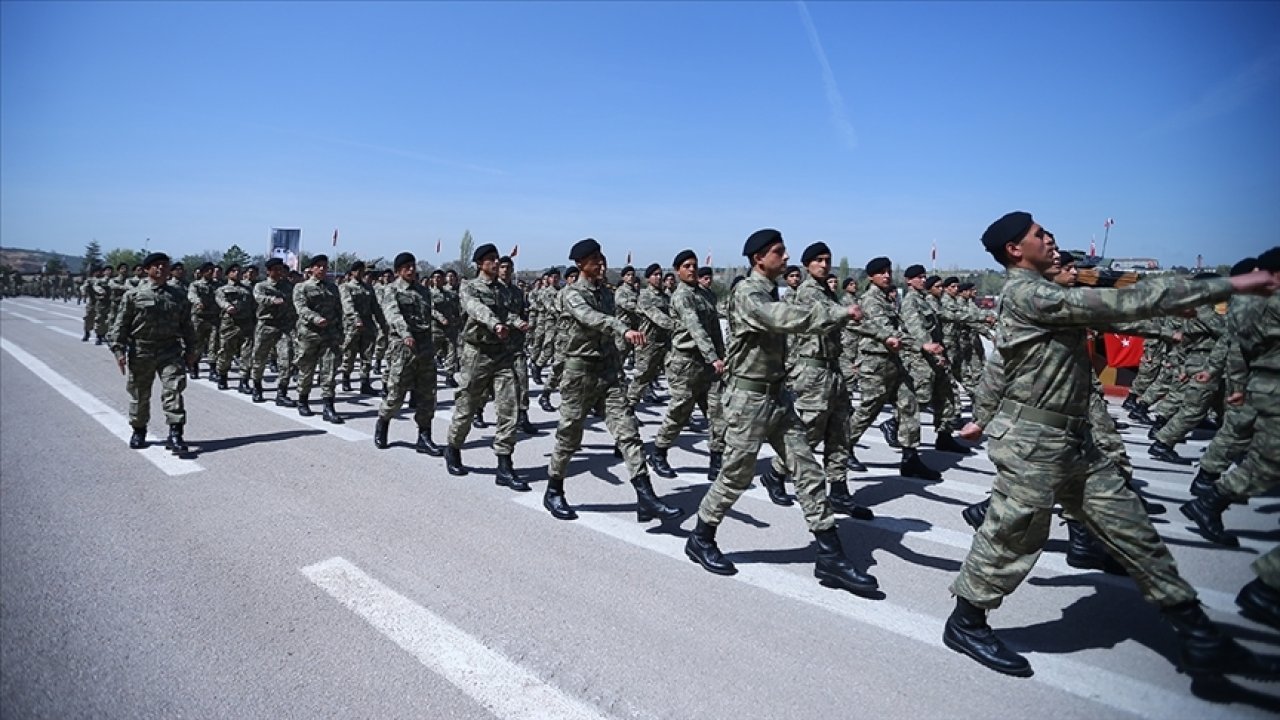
[0,247,84,274]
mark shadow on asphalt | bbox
[190,428,325,453]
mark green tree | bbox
[44,256,66,274]
[83,240,103,270]
[221,244,251,268]
[332,251,363,274]
[104,247,142,269]
[837,256,850,282]
[459,230,474,268]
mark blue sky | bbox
[3,1,1277,272]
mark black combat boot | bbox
[846,453,867,472]
[321,399,344,424]
[517,411,539,435]
[543,476,577,520]
[1148,440,1193,465]
[538,393,555,413]
[1112,419,1130,430]
[341,372,353,393]
[531,364,544,385]
[759,465,793,506]
[360,377,376,395]
[165,425,188,455]
[251,381,265,403]
[1122,392,1139,413]
[1189,468,1219,499]
[642,383,660,403]
[827,481,874,520]
[685,518,735,575]
[632,474,683,522]
[407,390,417,409]
[238,375,251,395]
[813,528,879,597]
[1128,402,1155,424]
[275,388,296,408]
[416,427,443,456]
[1180,486,1239,547]
[1126,479,1166,515]
[1163,601,1280,679]
[495,455,530,492]
[217,373,229,391]
[943,597,1033,677]
[94,336,104,346]
[444,446,467,475]
[374,418,389,450]
[646,445,677,479]
[189,362,200,380]
[1146,416,1168,441]
[707,451,723,481]
[901,448,942,481]
[297,396,314,417]
[472,409,487,429]
[1237,579,1280,631]
[128,427,147,449]
[81,330,89,342]
[880,417,901,448]
[935,431,972,455]
[962,498,990,530]
[1064,520,1128,576]
[445,375,458,389]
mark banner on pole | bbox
[269,228,302,271]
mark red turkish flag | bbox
[1103,333,1143,367]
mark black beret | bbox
[1257,247,1280,272]
[472,243,498,263]
[843,277,857,289]
[265,258,285,270]
[943,276,959,287]
[1055,251,1074,266]
[565,266,580,278]
[743,228,783,258]
[309,254,329,267]
[569,238,602,261]
[924,276,942,290]
[141,252,169,268]
[169,261,184,270]
[243,265,259,274]
[445,268,458,275]
[1230,257,1258,276]
[981,211,1034,255]
[546,267,561,276]
[394,252,416,270]
[225,262,241,272]
[865,257,892,275]
[498,255,513,265]
[784,265,801,277]
[958,282,975,291]
[644,262,662,278]
[198,262,216,272]
[350,260,366,272]
[673,249,697,269]
[801,242,831,265]
[904,264,926,279]
[620,265,635,275]
[696,266,713,278]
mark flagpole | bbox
[1101,220,1112,259]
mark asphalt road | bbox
[2,297,1277,719]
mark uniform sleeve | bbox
[970,351,1006,428]
[638,290,677,331]
[899,294,932,347]
[339,283,358,324]
[1020,276,1234,327]
[563,288,629,337]
[379,288,410,338]
[735,286,847,335]
[109,291,135,357]
[461,281,502,331]
[293,283,323,328]
[214,285,233,312]
[673,291,720,365]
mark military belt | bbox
[564,356,606,371]
[997,399,1085,432]
[794,357,829,370]
[728,377,783,396]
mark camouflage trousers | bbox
[626,342,668,407]
[192,316,218,361]
[434,327,459,375]
[447,343,519,455]
[951,409,1196,610]
[125,347,187,428]
[961,338,986,389]
[1199,401,1257,476]
[83,304,96,336]
[1138,361,1176,410]
[1129,343,1165,397]
[216,320,255,379]
[341,324,377,381]
[1218,383,1279,500]
[907,353,959,429]
[654,350,725,453]
[1154,370,1223,447]
[1088,391,1133,480]
[251,324,295,389]
[295,331,341,400]
[535,323,558,368]
[373,327,388,370]
[544,330,570,392]
[95,303,114,340]
[547,360,645,481]
[849,352,920,449]
[378,338,437,427]
[698,381,835,532]
[769,363,849,485]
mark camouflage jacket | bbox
[215,280,256,326]
[614,281,640,328]
[293,277,342,339]
[559,276,629,362]
[431,286,461,331]
[636,285,676,342]
[188,278,220,320]
[110,280,195,357]
[340,279,384,333]
[254,278,296,328]
[900,286,944,355]
[669,280,724,365]
[786,275,842,369]
[381,277,435,345]
[724,271,848,386]
[459,275,519,349]
[857,283,914,356]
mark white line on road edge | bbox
[507,494,1237,720]
[2,309,46,324]
[0,337,204,476]
[301,557,613,720]
[185,376,372,442]
[9,300,83,321]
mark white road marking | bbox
[0,337,204,476]
[2,309,45,324]
[301,557,613,720]
[185,375,372,442]
[10,300,84,321]
[508,495,1240,720]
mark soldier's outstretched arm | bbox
[460,282,501,330]
[1023,275,1237,327]
[736,286,846,335]
[639,292,678,331]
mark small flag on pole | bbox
[931,240,937,263]
[1104,218,1115,229]
[625,251,632,265]
[1090,235,1097,256]
[332,228,338,247]
[1196,254,1203,269]
[510,244,519,258]
[435,238,441,254]
[705,251,712,266]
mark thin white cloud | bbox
[1152,42,1280,136]
[796,1,857,150]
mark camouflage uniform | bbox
[848,283,920,448]
[340,277,385,389]
[1199,295,1264,475]
[447,274,522,454]
[293,275,343,401]
[93,273,115,339]
[187,276,220,372]
[901,285,959,430]
[838,286,861,388]
[625,282,675,406]
[951,270,1233,611]
[1154,303,1225,448]
[110,279,195,430]
[251,275,297,394]
[653,276,726,456]
[432,283,461,379]
[81,273,100,339]
[214,278,255,382]
[378,276,437,426]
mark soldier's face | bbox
[172,267,185,280]
[267,265,285,281]
[907,275,924,290]
[869,269,892,289]
[104,267,114,278]
[227,268,240,282]
[622,271,634,285]
[312,262,328,279]
[498,262,513,281]
[146,262,168,283]
[698,275,712,289]
[1055,264,1078,287]
[477,254,499,278]
[945,284,958,296]
[806,254,830,280]
[929,285,942,297]
[785,271,801,288]
[754,243,788,278]
[1011,223,1054,271]
[578,253,605,282]
[663,275,676,291]
[826,276,838,292]
[676,259,698,284]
